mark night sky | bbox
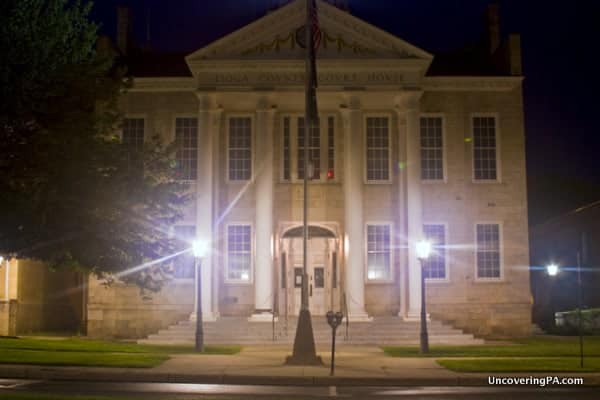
[91,0,600,225]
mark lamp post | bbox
[192,239,209,352]
[416,240,432,354]
[546,259,584,368]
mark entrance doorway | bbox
[279,225,339,316]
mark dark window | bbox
[332,252,337,288]
[228,117,252,181]
[327,116,335,176]
[297,117,320,180]
[283,117,291,180]
[175,118,198,180]
[281,253,287,289]
[366,117,390,181]
[122,118,145,152]
[314,267,324,288]
[366,224,391,280]
[476,224,501,278]
[473,116,498,180]
[420,117,444,180]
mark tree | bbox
[0,0,189,292]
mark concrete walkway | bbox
[1,345,599,386]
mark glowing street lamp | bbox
[546,263,559,277]
[416,239,432,354]
[192,239,209,352]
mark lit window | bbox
[173,225,196,279]
[366,224,391,281]
[476,224,501,278]
[366,117,390,181]
[473,116,498,181]
[228,117,252,181]
[175,118,198,180]
[423,224,446,279]
[227,225,252,282]
[420,117,444,181]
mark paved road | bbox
[1,379,598,399]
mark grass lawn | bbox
[0,337,241,368]
[382,336,600,358]
[437,357,600,372]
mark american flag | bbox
[310,0,321,51]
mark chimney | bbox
[507,33,522,76]
[486,4,500,55]
[116,6,132,55]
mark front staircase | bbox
[138,316,484,345]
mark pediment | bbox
[185,0,433,63]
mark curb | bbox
[1,366,599,387]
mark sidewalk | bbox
[1,345,599,386]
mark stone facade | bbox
[87,0,532,339]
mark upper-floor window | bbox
[476,223,501,279]
[122,118,145,153]
[366,224,391,281]
[175,117,198,180]
[420,117,444,181]
[366,117,390,182]
[423,224,447,279]
[173,225,196,279]
[297,117,320,180]
[228,117,252,181]
[281,115,335,182]
[283,117,291,181]
[227,224,252,282]
[473,116,498,181]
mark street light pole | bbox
[576,252,584,368]
[416,240,432,354]
[192,240,208,353]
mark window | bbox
[175,118,198,180]
[281,115,335,182]
[473,116,498,181]
[283,117,291,181]
[297,117,321,180]
[423,224,447,279]
[366,224,391,281]
[228,117,252,181]
[420,117,444,181]
[173,225,196,279]
[476,224,501,279]
[327,116,335,177]
[366,117,390,181]
[122,118,145,152]
[227,225,252,282]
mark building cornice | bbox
[423,76,523,91]
[129,77,196,92]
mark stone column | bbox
[341,98,370,321]
[250,98,277,322]
[396,92,424,320]
[193,93,220,322]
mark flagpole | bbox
[286,0,321,366]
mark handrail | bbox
[342,292,349,341]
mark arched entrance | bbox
[278,224,340,316]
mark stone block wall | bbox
[86,276,194,339]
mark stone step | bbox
[139,316,482,346]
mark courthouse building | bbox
[82,0,532,340]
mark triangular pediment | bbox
[186,0,433,63]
